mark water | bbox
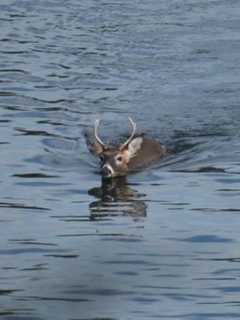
[1,0,240,319]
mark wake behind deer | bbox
[88,118,172,179]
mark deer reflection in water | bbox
[88,177,147,220]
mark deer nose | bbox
[102,164,114,178]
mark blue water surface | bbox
[1,1,240,319]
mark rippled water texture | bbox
[1,1,240,319]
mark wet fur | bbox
[126,137,169,172]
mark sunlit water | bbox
[1,1,240,319]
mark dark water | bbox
[1,0,240,319]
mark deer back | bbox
[127,137,168,172]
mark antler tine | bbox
[94,119,106,147]
[120,117,137,149]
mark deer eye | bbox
[99,155,104,162]
[116,155,123,163]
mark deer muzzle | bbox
[102,164,114,178]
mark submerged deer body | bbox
[89,118,171,179]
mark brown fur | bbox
[126,137,169,172]
[89,135,171,177]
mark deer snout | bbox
[102,164,114,178]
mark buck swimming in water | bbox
[89,117,171,179]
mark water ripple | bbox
[1,0,240,319]
[0,202,50,211]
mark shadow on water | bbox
[88,176,147,220]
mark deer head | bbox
[91,117,144,178]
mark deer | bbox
[88,117,172,179]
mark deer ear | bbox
[87,140,104,156]
[127,137,143,158]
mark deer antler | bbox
[94,119,106,148]
[120,117,137,150]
